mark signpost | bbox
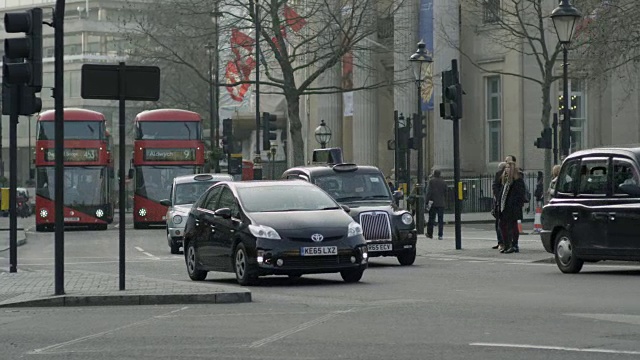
[81,62,160,290]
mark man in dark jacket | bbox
[492,162,506,249]
[425,169,447,240]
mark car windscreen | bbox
[312,172,391,202]
[237,185,339,212]
[174,181,218,205]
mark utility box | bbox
[0,188,9,211]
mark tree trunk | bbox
[541,80,553,202]
[286,93,305,166]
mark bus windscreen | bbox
[37,121,104,140]
[137,121,201,140]
[135,166,197,202]
[36,166,108,206]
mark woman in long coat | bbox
[498,161,526,254]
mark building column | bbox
[432,0,458,172]
[352,16,379,166]
[394,0,419,178]
[316,32,343,149]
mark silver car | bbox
[161,173,234,254]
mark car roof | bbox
[173,173,234,185]
[283,163,384,177]
[221,179,315,189]
[567,146,640,162]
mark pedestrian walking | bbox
[534,171,544,208]
[497,161,526,254]
[548,164,561,197]
[491,162,506,250]
[425,169,447,240]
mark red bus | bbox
[131,109,205,229]
[35,108,115,231]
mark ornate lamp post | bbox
[551,0,581,158]
[314,120,332,149]
[409,40,432,235]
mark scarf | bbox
[500,180,511,212]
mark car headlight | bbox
[95,209,104,218]
[347,221,363,237]
[401,212,413,225]
[248,224,281,240]
[40,209,48,218]
[138,208,147,217]
[173,215,183,224]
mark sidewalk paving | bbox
[0,217,27,253]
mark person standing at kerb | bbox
[425,170,447,240]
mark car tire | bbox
[340,268,364,283]
[234,243,258,286]
[554,230,584,274]
[185,241,207,281]
[397,248,416,266]
[170,239,180,255]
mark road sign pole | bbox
[118,62,126,291]
[54,0,66,295]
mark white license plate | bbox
[300,246,338,256]
[64,217,80,222]
[368,243,393,252]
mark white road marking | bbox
[19,258,181,266]
[143,251,160,260]
[135,246,144,252]
[470,342,640,355]
[567,313,640,326]
[247,309,355,348]
[29,307,189,354]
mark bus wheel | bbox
[96,224,108,231]
[36,224,46,232]
[134,222,148,230]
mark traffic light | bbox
[534,127,552,149]
[3,8,43,116]
[440,68,463,120]
[221,118,233,154]
[262,112,277,151]
[570,95,577,118]
[410,113,426,150]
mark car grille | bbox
[287,236,343,243]
[281,254,354,269]
[359,212,392,241]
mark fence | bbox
[438,172,538,214]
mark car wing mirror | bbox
[619,183,640,197]
[214,207,232,219]
[159,199,171,207]
[340,204,351,213]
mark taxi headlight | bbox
[173,215,183,224]
[347,221,363,237]
[401,212,413,225]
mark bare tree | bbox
[121,0,405,166]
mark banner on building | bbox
[418,0,434,111]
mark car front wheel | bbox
[397,248,416,266]
[185,241,207,281]
[234,243,258,286]
[340,268,364,283]
[554,230,584,274]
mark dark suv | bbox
[541,146,640,273]
[282,163,417,265]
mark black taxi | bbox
[282,151,417,265]
[541,146,640,273]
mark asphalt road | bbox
[2,218,640,359]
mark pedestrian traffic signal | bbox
[3,8,43,88]
[534,127,552,149]
[262,112,277,151]
[221,118,233,154]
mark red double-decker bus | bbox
[131,109,205,229]
[35,108,115,232]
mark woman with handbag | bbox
[497,161,526,254]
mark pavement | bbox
[0,216,27,253]
[0,215,545,309]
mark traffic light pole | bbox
[251,0,262,180]
[552,113,559,165]
[415,87,425,234]
[54,0,66,295]
[8,85,18,273]
[453,116,462,250]
[561,46,570,159]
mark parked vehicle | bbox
[182,180,369,285]
[160,173,234,254]
[541,146,640,273]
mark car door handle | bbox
[592,212,616,221]
[572,212,579,221]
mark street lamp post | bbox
[210,6,223,172]
[409,40,433,235]
[551,0,581,159]
[205,42,217,172]
[314,120,332,149]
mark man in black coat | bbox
[492,162,506,249]
[425,169,448,240]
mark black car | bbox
[541,146,640,273]
[282,163,417,265]
[182,180,369,285]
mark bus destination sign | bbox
[144,148,196,161]
[45,148,99,162]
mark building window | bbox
[486,76,502,163]
[559,79,587,152]
[484,0,501,23]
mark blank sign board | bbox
[81,64,160,101]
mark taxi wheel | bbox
[397,248,416,266]
[340,268,364,283]
[234,243,258,286]
[554,230,584,274]
[185,241,207,281]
